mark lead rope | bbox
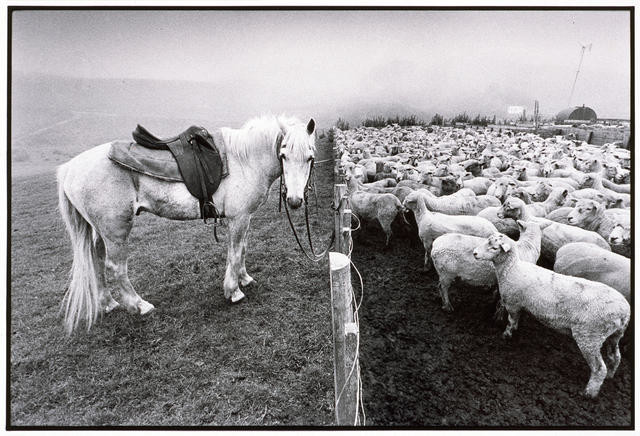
[280,157,335,262]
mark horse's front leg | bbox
[238,215,255,287]
[223,215,250,303]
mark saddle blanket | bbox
[107,129,229,183]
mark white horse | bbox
[57,115,317,334]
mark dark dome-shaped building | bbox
[555,105,597,124]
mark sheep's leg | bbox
[423,240,433,271]
[502,310,520,339]
[438,278,454,312]
[603,329,624,379]
[492,290,508,326]
[573,332,607,398]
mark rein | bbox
[279,156,335,262]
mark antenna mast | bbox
[567,42,592,107]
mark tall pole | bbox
[568,43,591,107]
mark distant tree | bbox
[430,113,444,126]
[336,118,350,130]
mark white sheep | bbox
[478,206,520,239]
[432,220,541,312]
[473,233,630,398]
[554,242,630,302]
[567,199,622,243]
[403,190,497,270]
[418,189,501,216]
[345,172,403,245]
[608,223,631,258]
[463,176,493,195]
[538,219,611,262]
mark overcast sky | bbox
[12,9,631,118]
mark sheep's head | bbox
[512,165,527,180]
[505,186,530,204]
[578,173,596,189]
[566,199,603,226]
[531,181,553,202]
[498,196,525,220]
[492,177,519,202]
[547,187,569,206]
[402,191,422,213]
[614,169,630,185]
[540,160,554,177]
[473,234,513,261]
[602,161,618,180]
[609,223,630,246]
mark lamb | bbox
[554,242,630,302]
[391,185,414,204]
[546,207,574,224]
[539,220,611,262]
[402,190,498,270]
[477,206,519,239]
[609,223,631,258]
[420,173,463,196]
[524,187,569,217]
[578,173,631,206]
[487,176,519,202]
[418,189,500,216]
[463,176,493,195]
[567,188,611,207]
[567,199,621,243]
[472,233,629,398]
[345,172,403,245]
[432,220,541,312]
[582,172,630,194]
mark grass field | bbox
[9,113,336,426]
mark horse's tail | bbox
[57,164,100,334]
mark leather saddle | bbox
[108,124,229,221]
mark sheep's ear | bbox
[499,240,512,252]
[517,220,527,231]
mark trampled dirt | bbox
[352,220,632,427]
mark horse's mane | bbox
[222,114,313,166]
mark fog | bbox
[12,9,631,122]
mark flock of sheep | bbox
[336,124,631,399]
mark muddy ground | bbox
[352,220,632,427]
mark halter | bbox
[278,149,334,262]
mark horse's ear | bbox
[306,118,316,135]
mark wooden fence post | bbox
[334,184,351,256]
[329,252,359,425]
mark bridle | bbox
[278,146,335,262]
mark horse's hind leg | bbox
[92,234,119,313]
[238,216,255,287]
[104,239,154,315]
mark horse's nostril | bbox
[288,197,303,209]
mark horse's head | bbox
[279,118,316,209]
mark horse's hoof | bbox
[442,304,454,313]
[240,278,256,288]
[104,300,120,313]
[582,388,598,399]
[231,289,246,303]
[138,300,155,315]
